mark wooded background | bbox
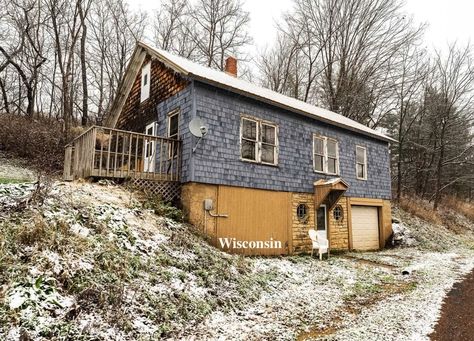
[0,0,473,208]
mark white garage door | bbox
[351,206,379,250]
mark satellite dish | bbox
[189,117,208,138]
[189,117,208,152]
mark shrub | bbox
[142,194,184,222]
[399,196,443,225]
[0,114,82,173]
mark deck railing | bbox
[64,126,181,181]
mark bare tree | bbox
[87,0,146,124]
[260,0,424,127]
[188,0,252,71]
[385,45,430,202]
[153,0,195,57]
[46,0,82,132]
[0,0,47,117]
[430,44,474,209]
[78,0,92,125]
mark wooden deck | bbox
[64,126,181,182]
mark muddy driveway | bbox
[430,269,474,340]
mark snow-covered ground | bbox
[193,249,474,341]
[0,171,473,340]
[0,152,36,182]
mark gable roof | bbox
[107,41,395,143]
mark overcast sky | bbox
[128,0,473,52]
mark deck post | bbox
[63,145,73,181]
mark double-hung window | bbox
[356,145,367,180]
[313,137,325,172]
[240,116,278,165]
[168,110,179,158]
[327,139,338,174]
[313,135,339,175]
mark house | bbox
[64,41,394,256]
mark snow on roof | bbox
[314,177,349,187]
[139,41,395,143]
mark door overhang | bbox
[314,178,349,211]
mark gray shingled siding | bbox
[187,82,392,199]
[153,85,193,182]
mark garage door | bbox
[351,206,379,250]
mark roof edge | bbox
[191,74,396,143]
[136,41,397,143]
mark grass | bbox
[0,177,33,184]
[399,196,443,225]
[0,182,276,339]
[443,196,474,222]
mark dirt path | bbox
[430,269,474,341]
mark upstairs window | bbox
[313,135,339,175]
[140,62,151,102]
[313,137,325,172]
[168,110,179,139]
[261,123,277,164]
[327,139,338,174]
[240,116,278,165]
[356,145,367,180]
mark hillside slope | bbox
[0,181,275,340]
[0,175,474,340]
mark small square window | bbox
[296,203,309,222]
[333,205,343,221]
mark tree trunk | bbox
[0,77,10,115]
[79,2,88,126]
[433,121,447,210]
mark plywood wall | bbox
[216,186,290,255]
[181,182,218,237]
[181,183,392,255]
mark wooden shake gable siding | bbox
[116,56,189,132]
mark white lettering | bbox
[219,237,233,248]
[218,237,282,249]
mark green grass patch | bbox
[0,177,33,184]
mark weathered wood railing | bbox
[64,126,181,181]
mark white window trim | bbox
[239,115,279,166]
[167,109,179,159]
[240,116,259,163]
[140,62,151,103]
[260,121,279,166]
[313,136,325,173]
[356,145,367,180]
[167,109,179,138]
[326,137,339,175]
[313,134,339,175]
